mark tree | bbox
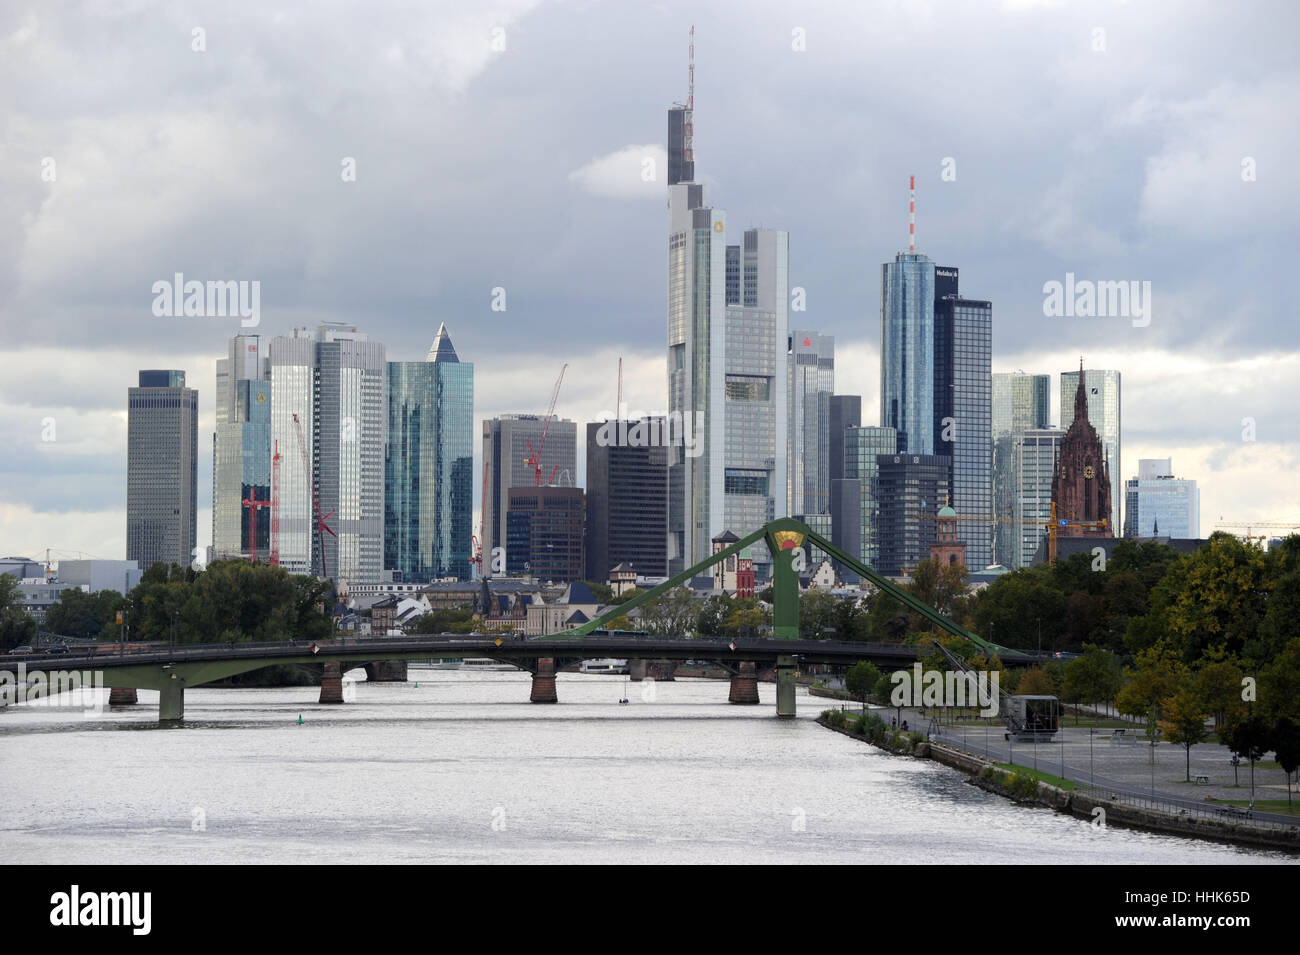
[1117,639,1188,738]
[846,661,881,708]
[583,581,614,604]
[696,594,734,637]
[0,574,37,651]
[1155,533,1272,663]
[722,597,767,639]
[1159,684,1210,782]
[1061,645,1122,723]
[1016,667,1054,696]
[1227,714,1272,805]
[1195,655,1245,730]
[1258,638,1300,725]
[640,587,697,636]
[1271,716,1300,810]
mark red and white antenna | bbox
[908,174,916,252]
[684,25,695,164]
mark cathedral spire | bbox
[1074,358,1088,424]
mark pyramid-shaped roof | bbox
[427,323,459,363]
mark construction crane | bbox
[243,487,271,564]
[269,441,281,566]
[469,461,490,575]
[1214,520,1300,545]
[291,412,336,578]
[920,501,1108,563]
[524,362,568,487]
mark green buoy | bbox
[297,714,303,725]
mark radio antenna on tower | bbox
[908,174,916,252]
[684,25,695,165]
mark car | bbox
[8,645,35,655]
[47,645,70,655]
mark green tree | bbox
[1016,667,1054,696]
[1257,637,1300,725]
[722,597,767,639]
[1117,639,1188,737]
[696,594,734,637]
[1271,716,1300,810]
[1195,654,1245,730]
[1061,645,1122,723]
[1227,715,1272,800]
[1159,684,1210,782]
[845,661,881,707]
[583,581,614,604]
[0,574,37,651]
[640,587,698,636]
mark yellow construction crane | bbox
[921,501,1108,563]
[1213,520,1300,544]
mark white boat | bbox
[580,658,629,675]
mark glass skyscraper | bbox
[213,336,271,561]
[880,252,934,454]
[1060,368,1121,531]
[385,324,474,582]
[787,329,834,518]
[991,371,1051,568]
[1123,458,1200,539]
[482,415,578,564]
[1011,428,1063,569]
[843,425,898,571]
[933,293,992,569]
[126,370,198,571]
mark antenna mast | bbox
[684,25,695,165]
[908,174,916,252]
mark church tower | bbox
[1052,361,1113,535]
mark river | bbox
[0,669,1286,864]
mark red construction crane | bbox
[524,362,568,486]
[269,440,281,566]
[243,486,271,564]
[291,412,336,578]
[469,460,490,574]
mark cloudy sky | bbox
[2,0,1297,563]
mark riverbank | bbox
[818,710,1300,852]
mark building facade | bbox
[1123,458,1200,539]
[1060,366,1121,530]
[933,287,992,570]
[126,370,198,571]
[828,394,861,484]
[1011,428,1063,569]
[787,329,834,517]
[385,323,474,582]
[585,417,669,582]
[505,486,585,583]
[843,425,898,571]
[212,336,272,561]
[1053,367,1114,538]
[880,252,935,454]
[991,371,1050,567]
[482,415,577,565]
[874,453,952,578]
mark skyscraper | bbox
[787,329,834,518]
[268,324,386,586]
[827,395,861,484]
[212,336,271,561]
[1011,428,1063,569]
[585,417,669,581]
[844,425,898,571]
[385,323,474,582]
[1060,366,1121,529]
[666,61,787,576]
[933,277,992,570]
[991,371,1050,567]
[506,486,585,582]
[126,370,198,571]
[1123,459,1200,539]
[875,453,952,578]
[880,251,935,454]
[482,415,577,565]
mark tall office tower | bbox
[843,426,898,570]
[874,453,952,578]
[827,395,861,483]
[1060,365,1121,530]
[126,370,198,571]
[880,251,935,454]
[787,330,834,517]
[385,324,474,582]
[991,372,1050,567]
[1123,458,1200,539]
[505,487,585,582]
[1054,366,1114,537]
[933,272,992,570]
[482,415,578,561]
[722,228,790,580]
[268,324,386,586]
[586,418,669,582]
[829,478,861,582]
[1011,428,1063,569]
[212,336,271,561]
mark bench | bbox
[1192,774,1210,785]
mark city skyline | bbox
[4,3,1297,560]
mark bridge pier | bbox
[530,658,558,703]
[728,661,760,704]
[108,687,138,706]
[627,659,647,682]
[319,661,345,704]
[648,660,677,682]
[775,656,796,719]
[159,678,184,722]
[365,660,407,682]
